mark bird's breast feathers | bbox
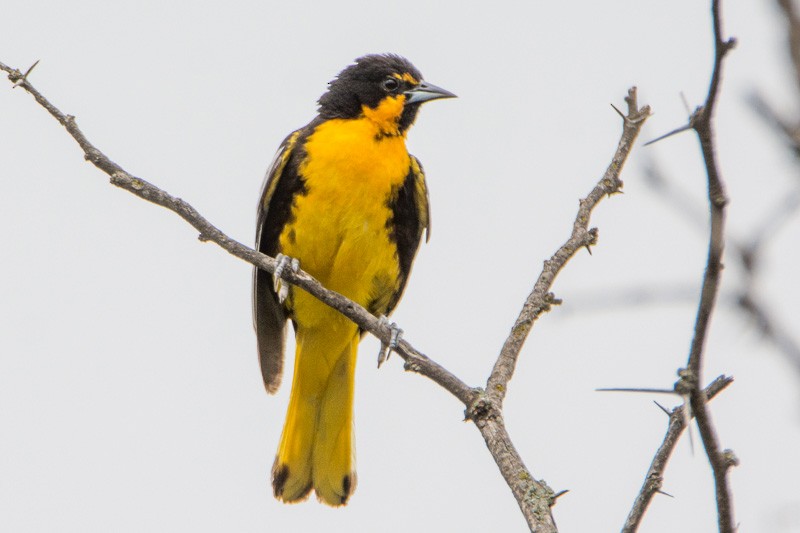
[278,117,410,311]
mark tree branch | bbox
[0,58,476,408]
[639,153,800,379]
[683,1,737,531]
[486,89,650,407]
[2,60,648,533]
[748,91,800,159]
[778,0,800,96]
[619,2,736,530]
[622,375,734,533]
[466,88,649,532]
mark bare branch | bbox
[778,0,800,95]
[746,190,800,256]
[622,375,734,533]
[747,91,800,159]
[684,2,737,531]
[738,294,800,374]
[627,2,737,530]
[486,88,650,407]
[461,89,648,532]
[639,154,800,377]
[0,58,476,409]
[2,59,649,533]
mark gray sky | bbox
[2,1,799,531]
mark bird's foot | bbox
[273,253,299,304]
[377,315,403,368]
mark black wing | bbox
[377,155,431,318]
[253,130,304,394]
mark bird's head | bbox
[318,54,455,136]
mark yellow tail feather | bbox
[272,326,358,506]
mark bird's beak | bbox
[404,81,457,104]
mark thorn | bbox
[584,244,593,255]
[552,489,570,501]
[610,102,625,120]
[12,59,40,88]
[655,489,674,498]
[644,123,693,146]
[653,400,671,416]
[596,387,677,394]
[679,91,691,116]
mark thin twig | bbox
[737,294,800,375]
[464,89,649,532]
[619,1,737,530]
[684,1,737,531]
[486,88,650,407]
[622,375,734,533]
[639,155,800,377]
[778,0,800,95]
[747,91,800,158]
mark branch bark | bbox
[467,89,649,532]
[2,60,649,532]
[683,1,738,531]
[0,58,475,407]
[622,375,734,532]
[487,90,649,406]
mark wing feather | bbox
[378,155,431,318]
[253,130,302,394]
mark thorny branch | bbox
[473,89,649,531]
[636,1,738,531]
[486,91,649,407]
[622,375,734,533]
[642,157,800,376]
[1,59,649,532]
[0,58,476,411]
[685,2,738,529]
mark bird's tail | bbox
[272,327,358,506]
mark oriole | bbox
[252,54,454,506]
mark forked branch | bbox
[2,60,648,532]
[626,1,737,530]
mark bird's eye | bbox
[382,77,400,92]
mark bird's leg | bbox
[273,253,300,304]
[377,315,403,368]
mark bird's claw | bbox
[273,253,299,304]
[377,316,403,368]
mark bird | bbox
[252,54,454,506]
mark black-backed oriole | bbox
[253,54,454,506]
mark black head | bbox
[318,54,454,135]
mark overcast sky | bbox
[2,1,799,532]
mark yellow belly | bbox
[279,116,411,330]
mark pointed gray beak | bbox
[404,81,457,104]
